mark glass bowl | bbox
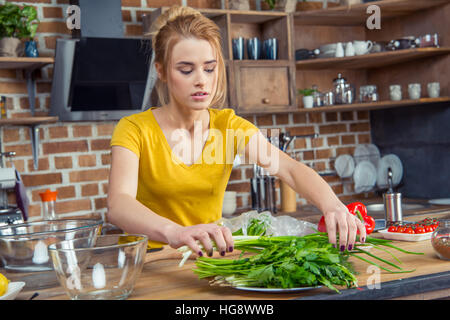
[0,219,103,272]
[431,219,450,261]
[48,234,148,300]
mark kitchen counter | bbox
[10,200,450,300]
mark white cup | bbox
[222,191,237,217]
[345,42,355,57]
[408,83,421,100]
[335,42,344,58]
[427,82,440,98]
[389,84,402,101]
[353,40,373,55]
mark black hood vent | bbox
[49,0,152,121]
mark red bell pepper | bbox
[317,202,375,235]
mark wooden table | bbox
[14,209,450,300]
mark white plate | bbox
[365,144,381,168]
[0,281,26,300]
[353,160,377,193]
[334,154,355,178]
[378,229,432,242]
[353,144,370,164]
[428,198,450,205]
[376,154,403,188]
[233,286,322,293]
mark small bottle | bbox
[39,189,58,220]
[0,96,7,119]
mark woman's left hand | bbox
[322,203,367,252]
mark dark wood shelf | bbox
[293,0,450,26]
[0,57,54,70]
[235,97,450,115]
[0,116,58,126]
[296,47,450,70]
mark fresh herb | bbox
[263,0,277,10]
[232,217,269,236]
[178,232,423,293]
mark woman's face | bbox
[165,37,218,111]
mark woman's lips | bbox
[191,92,209,101]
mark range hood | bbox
[49,0,153,121]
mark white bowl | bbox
[0,281,26,300]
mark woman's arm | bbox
[107,146,234,256]
[244,132,366,251]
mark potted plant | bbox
[0,2,39,57]
[298,88,317,109]
[263,0,297,13]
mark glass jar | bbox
[431,219,450,261]
[39,189,58,220]
[359,85,378,103]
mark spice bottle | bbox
[0,96,7,119]
[39,189,58,220]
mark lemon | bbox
[0,273,9,297]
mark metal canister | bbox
[383,192,403,227]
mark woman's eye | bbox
[180,70,192,75]
[205,68,215,73]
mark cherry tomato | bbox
[414,227,425,234]
[397,226,406,233]
[424,225,433,233]
[388,226,397,232]
[404,227,414,234]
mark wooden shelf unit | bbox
[0,56,56,170]
[293,0,450,26]
[142,2,449,114]
[294,0,450,108]
[236,97,450,116]
[296,47,450,70]
[0,116,58,127]
[0,57,54,70]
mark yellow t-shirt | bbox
[110,107,258,248]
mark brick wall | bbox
[2,0,371,221]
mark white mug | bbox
[353,40,373,55]
[345,42,355,57]
[408,83,421,100]
[389,85,402,101]
[427,82,440,98]
[335,42,344,58]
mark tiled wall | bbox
[2,0,370,221]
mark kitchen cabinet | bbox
[142,8,297,114]
[293,0,450,110]
[0,57,57,169]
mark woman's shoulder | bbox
[209,107,237,122]
[119,108,155,127]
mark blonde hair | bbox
[147,6,227,108]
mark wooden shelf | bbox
[293,0,450,26]
[0,116,58,127]
[0,57,54,70]
[236,97,450,115]
[296,47,450,70]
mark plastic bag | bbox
[220,210,317,237]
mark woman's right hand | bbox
[164,223,234,257]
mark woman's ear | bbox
[155,62,165,82]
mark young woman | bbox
[107,5,366,258]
